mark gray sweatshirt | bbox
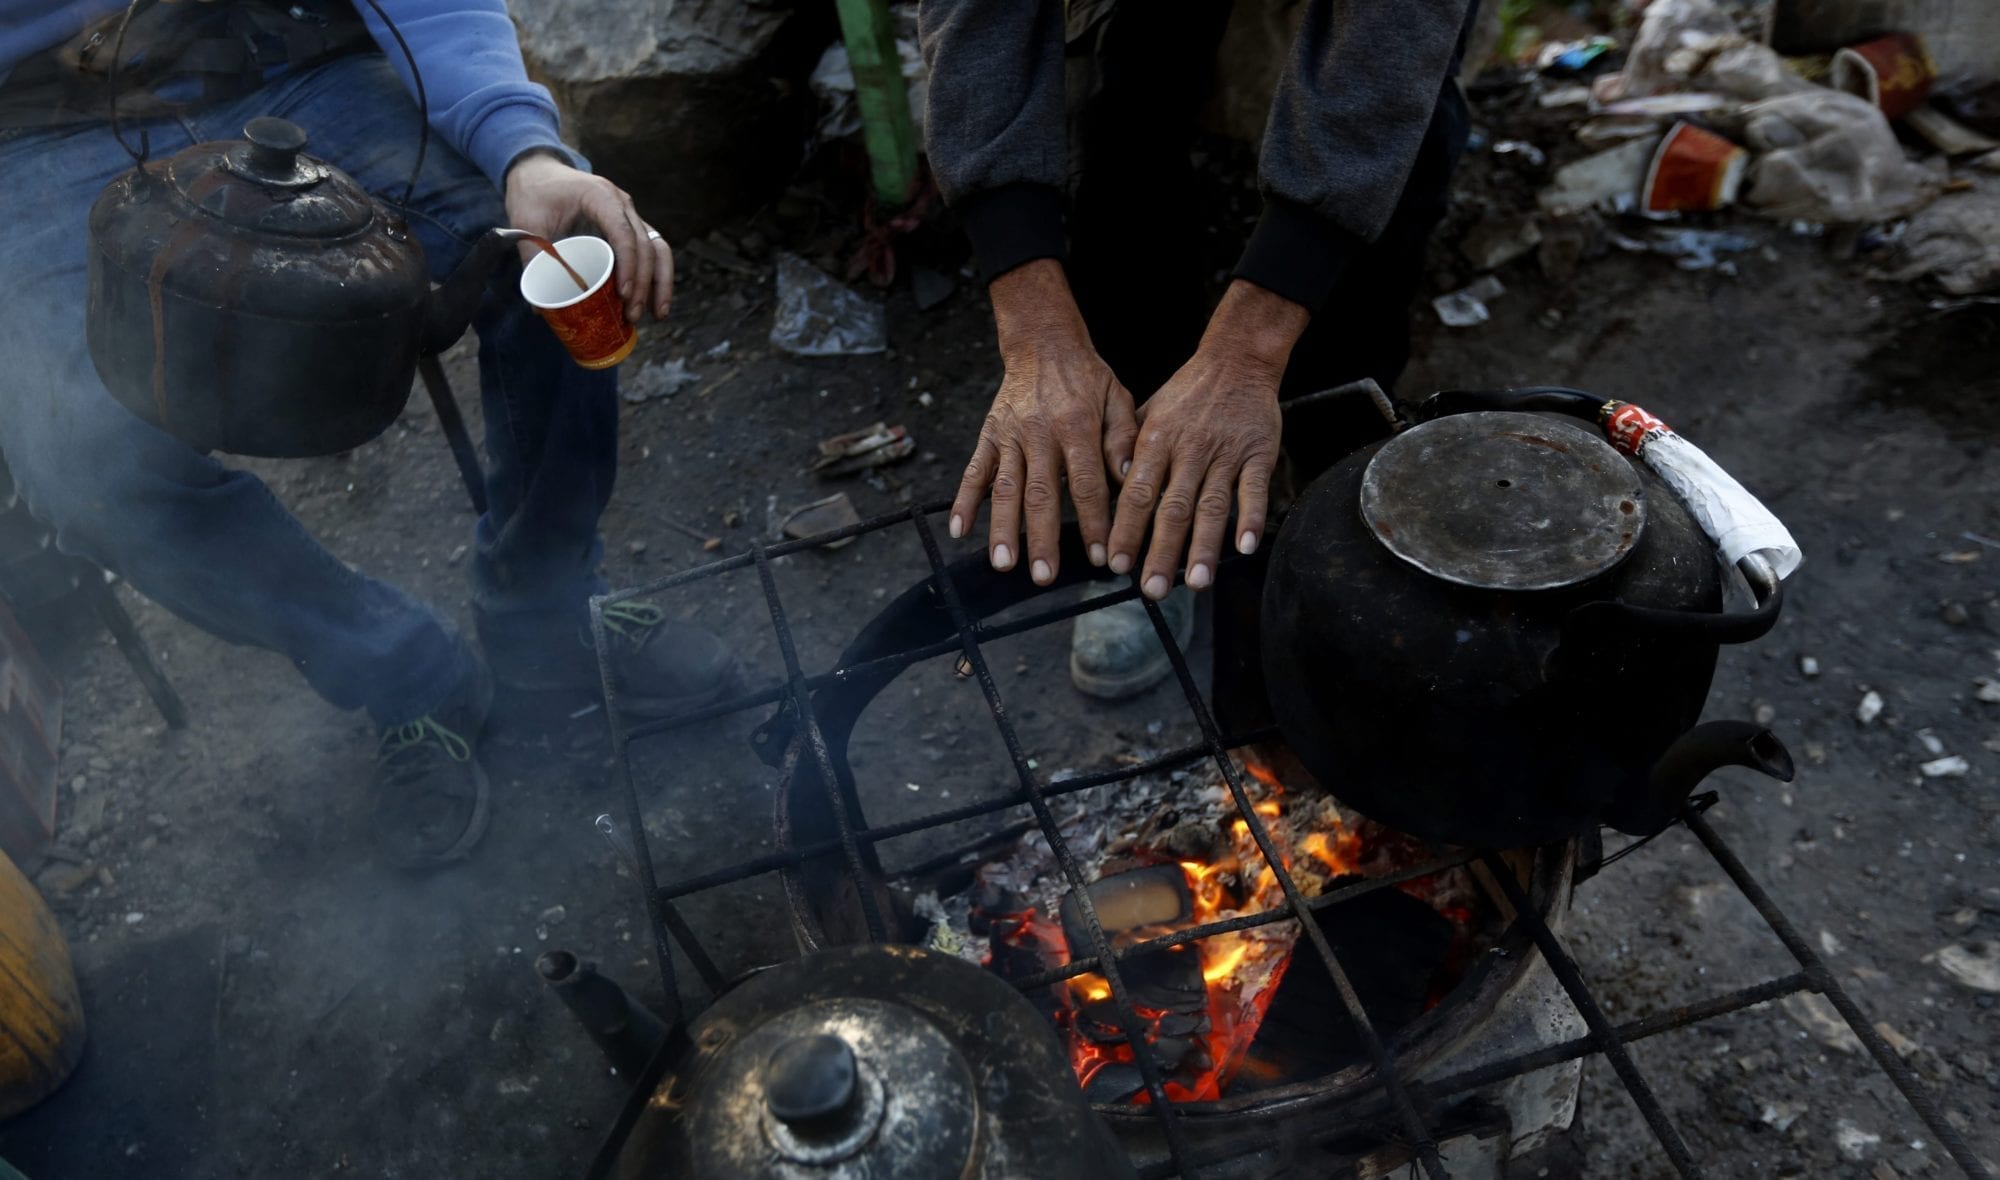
[918,0,1474,311]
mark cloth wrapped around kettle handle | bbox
[1416,386,1799,642]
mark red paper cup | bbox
[520,235,636,370]
[1643,121,1748,215]
[1831,33,1936,122]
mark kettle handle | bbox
[1559,552,1783,649]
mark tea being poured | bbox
[517,232,589,291]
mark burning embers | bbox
[927,754,1491,1105]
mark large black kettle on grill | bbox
[85,115,528,457]
[1261,388,1795,848]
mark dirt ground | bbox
[3,112,1998,1178]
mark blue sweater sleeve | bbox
[353,0,588,189]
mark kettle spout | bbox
[424,227,533,354]
[1608,721,1796,836]
[535,949,668,1081]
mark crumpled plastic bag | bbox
[1613,0,1808,105]
[771,254,887,357]
[1618,0,1741,98]
[1879,184,2000,295]
[1738,90,1944,224]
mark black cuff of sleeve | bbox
[1232,197,1366,314]
[955,182,1067,283]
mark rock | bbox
[1856,690,1885,725]
[1937,941,2000,992]
[1760,1099,1807,1132]
[1835,1118,1881,1162]
[1459,214,1544,271]
[1975,676,2000,704]
[1920,755,1970,778]
[1754,702,1777,726]
[1917,729,1947,756]
[539,904,568,927]
[1943,600,1971,625]
[1799,655,1821,677]
[511,0,827,238]
[36,861,96,895]
[1780,991,1861,1053]
[1819,929,1844,955]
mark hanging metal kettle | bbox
[84,113,526,457]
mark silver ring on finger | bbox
[645,227,664,242]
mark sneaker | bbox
[370,667,492,869]
[482,601,738,721]
[1070,585,1196,701]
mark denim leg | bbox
[0,118,473,726]
[220,55,620,643]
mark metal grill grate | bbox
[581,498,1994,1180]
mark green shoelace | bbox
[378,715,474,763]
[600,600,666,643]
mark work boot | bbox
[482,601,738,721]
[1070,585,1196,701]
[370,666,493,870]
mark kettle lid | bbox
[1359,410,1648,592]
[164,117,376,239]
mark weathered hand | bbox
[951,261,1137,585]
[503,151,671,323]
[1108,281,1309,598]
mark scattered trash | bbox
[1740,90,1945,225]
[1835,1118,1882,1162]
[1880,183,2000,296]
[1919,755,1970,778]
[809,34,928,144]
[1829,33,1935,122]
[1781,991,1861,1053]
[1539,136,1661,216]
[1935,941,2000,993]
[1609,226,1759,271]
[777,492,864,549]
[1617,0,1740,100]
[1492,140,1548,169]
[1873,1021,1919,1058]
[811,422,916,477]
[1538,35,1617,75]
[1856,690,1885,725]
[1819,929,1844,955]
[1642,121,1748,214]
[771,253,887,357]
[1460,214,1543,270]
[1904,106,2000,158]
[1537,85,1593,109]
[620,357,701,404]
[1759,1099,1807,1132]
[1937,549,1984,563]
[1433,275,1507,327]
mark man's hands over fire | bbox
[955,267,1308,598]
[951,261,1137,585]
[504,151,672,324]
[1107,281,1304,598]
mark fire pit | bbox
[571,400,1991,1180]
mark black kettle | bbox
[1260,389,1795,848]
[85,116,526,457]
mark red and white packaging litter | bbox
[1601,401,1802,580]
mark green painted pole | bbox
[833,0,921,206]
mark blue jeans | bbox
[0,55,616,726]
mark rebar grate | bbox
[582,498,1994,1180]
